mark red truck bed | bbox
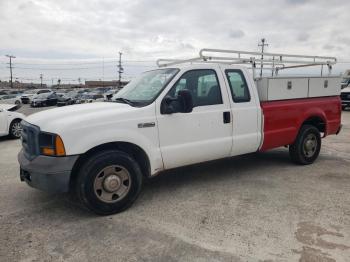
[260,96,341,151]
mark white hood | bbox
[341,86,350,93]
[0,104,18,111]
[26,102,135,133]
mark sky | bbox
[0,0,350,85]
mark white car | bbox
[20,89,51,104]
[0,94,22,106]
[0,104,25,138]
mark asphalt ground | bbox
[0,104,349,261]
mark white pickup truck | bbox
[18,49,342,215]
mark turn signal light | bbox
[55,135,66,156]
[42,147,55,156]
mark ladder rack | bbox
[156,48,337,78]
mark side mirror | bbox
[161,89,194,114]
[177,89,193,113]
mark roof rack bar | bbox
[156,48,338,76]
[200,48,337,63]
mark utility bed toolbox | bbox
[256,77,341,101]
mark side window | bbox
[167,69,222,107]
[225,70,250,103]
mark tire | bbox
[75,150,143,215]
[289,124,321,165]
[9,119,22,139]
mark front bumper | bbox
[341,100,350,106]
[18,150,79,193]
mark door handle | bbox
[223,111,231,124]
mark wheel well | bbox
[302,116,326,133]
[70,142,151,189]
[9,118,22,129]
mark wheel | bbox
[9,120,22,139]
[75,150,143,215]
[289,124,321,165]
[15,100,21,106]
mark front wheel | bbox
[75,150,143,215]
[289,124,321,165]
[9,120,22,139]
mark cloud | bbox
[0,0,349,83]
[229,29,245,39]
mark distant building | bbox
[85,80,129,88]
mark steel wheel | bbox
[11,121,22,138]
[93,165,131,203]
[303,133,317,157]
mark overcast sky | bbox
[1,0,350,84]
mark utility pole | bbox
[258,38,268,77]
[117,52,124,88]
[5,54,16,88]
[40,74,43,88]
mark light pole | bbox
[5,55,16,88]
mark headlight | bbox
[39,132,66,156]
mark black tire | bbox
[75,150,143,215]
[289,124,321,165]
[9,119,22,139]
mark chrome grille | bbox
[21,121,40,160]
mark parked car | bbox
[18,49,342,215]
[30,92,58,107]
[0,90,9,99]
[104,89,120,101]
[77,93,104,103]
[8,90,23,95]
[21,89,51,104]
[0,104,25,138]
[341,86,350,110]
[57,91,78,107]
[0,94,22,105]
[341,78,350,89]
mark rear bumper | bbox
[18,150,79,193]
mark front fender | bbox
[61,128,163,175]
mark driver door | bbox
[156,68,233,169]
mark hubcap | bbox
[93,165,131,203]
[303,133,317,158]
[12,122,22,138]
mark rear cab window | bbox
[225,70,250,103]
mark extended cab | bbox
[18,49,342,215]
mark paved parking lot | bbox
[1,105,350,261]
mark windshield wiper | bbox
[114,97,135,106]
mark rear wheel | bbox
[75,150,143,215]
[9,120,22,139]
[289,124,321,165]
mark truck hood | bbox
[26,102,135,133]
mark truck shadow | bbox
[143,149,293,190]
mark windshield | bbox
[114,68,179,106]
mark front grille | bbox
[341,92,350,100]
[21,121,40,160]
